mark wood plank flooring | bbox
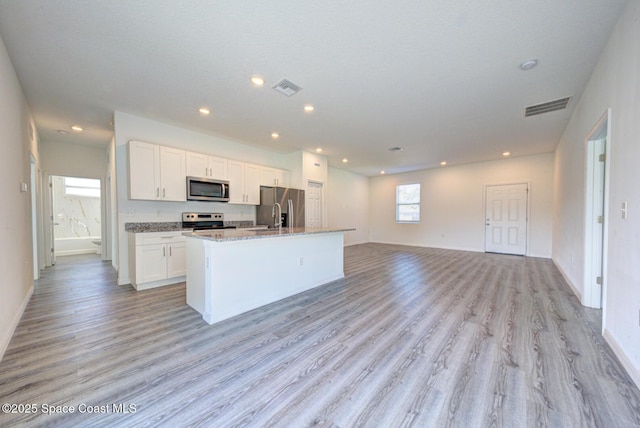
[1,244,639,427]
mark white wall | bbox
[39,140,107,179]
[113,111,304,285]
[553,0,640,386]
[0,34,38,361]
[327,167,369,245]
[370,153,554,257]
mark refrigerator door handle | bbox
[288,199,293,228]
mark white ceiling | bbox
[0,0,628,176]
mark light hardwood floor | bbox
[1,244,639,427]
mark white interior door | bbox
[584,136,607,308]
[307,181,323,227]
[485,183,528,255]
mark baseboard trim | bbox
[552,258,582,302]
[0,285,34,363]
[56,249,98,257]
[369,240,484,253]
[344,240,369,247]
[603,328,640,389]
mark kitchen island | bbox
[184,227,355,325]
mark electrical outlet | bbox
[126,210,135,217]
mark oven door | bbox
[187,177,229,202]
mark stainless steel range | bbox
[182,212,236,231]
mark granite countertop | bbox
[125,221,260,233]
[183,226,355,242]
[125,222,190,233]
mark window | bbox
[396,183,420,223]
[64,177,100,198]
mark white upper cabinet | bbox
[228,160,260,205]
[129,140,291,204]
[260,166,289,187]
[128,140,159,200]
[186,151,228,180]
[160,146,187,201]
[245,163,261,204]
[128,141,186,201]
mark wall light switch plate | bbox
[621,201,628,219]
[20,182,28,193]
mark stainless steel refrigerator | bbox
[257,186,305,228]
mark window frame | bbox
[396,183,421,224]
[64,177,101,198]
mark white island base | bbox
[185,228,351,325]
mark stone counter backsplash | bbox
[225,221,255,228]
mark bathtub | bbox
[55,236,102,256]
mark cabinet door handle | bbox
[169,246,172,256]
[163,188,166,198]
[163,247,166,257]
[156,188,160,197]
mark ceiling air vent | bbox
[525,96,571,117]
[272,79,302,97]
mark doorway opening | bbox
[583,109,610,310]
[48,175,103,263]
[484,183,529,256]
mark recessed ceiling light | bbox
[250,75,265,87]
[519,59,538,71]
[380,170,386,175]
[271,132,280,139]
[342,158,348,163]
[388,147,403,152]
[303,104,315,113]
[198,107,211,116]
[315,147,323,153]
[440,161,447,166]
[71,125,83,132]
[56,129,70,135]
[502,151,511,157]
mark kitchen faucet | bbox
[272,203,282,229]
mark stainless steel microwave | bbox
[186,176,230,202]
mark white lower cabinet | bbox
[128,232,187,290]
